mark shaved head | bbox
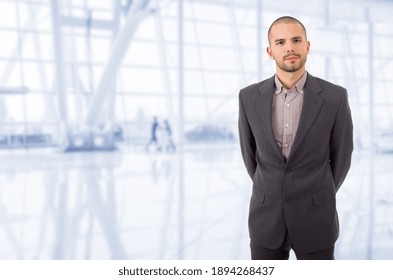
[268,16,307,45]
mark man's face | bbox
[267,22,310,73]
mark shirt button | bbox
[285,124,289,127]
[286,104,290,107]
[284,144,289,148]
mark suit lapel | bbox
[287,74,324,162]
[256,76,284,160]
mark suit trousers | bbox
[250,231,335,260]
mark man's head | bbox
[266,16,310,73]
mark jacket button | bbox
[285,198,292,203]
[284,168,291,173]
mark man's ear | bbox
[266,47,274,59]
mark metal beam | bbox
[104,0,122,124]
[0,86,29,94]
[84,0,151,126]
[50,0,68,121]
[257,0,263,81]
[366,9,375,261]
[177,0,185,260]
[61,16,115,30]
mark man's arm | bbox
[329,89,354,191]
[238,92,257,179]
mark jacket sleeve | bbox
[329,89,353,191]
[238,91,257,179]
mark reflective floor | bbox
[0,145,392,259]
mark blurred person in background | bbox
[146,116,161,152]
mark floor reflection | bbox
[0,146,392,259]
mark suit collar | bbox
[254,73,324,164]
[287,73,323,163]
[255,76,284,160]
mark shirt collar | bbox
[274,71,308,95]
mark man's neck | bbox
[275,68,306,89]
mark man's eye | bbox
[276,41,283,45]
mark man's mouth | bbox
[284,54,300,60]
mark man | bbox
[238,16,353,260]
[146,116,160,152]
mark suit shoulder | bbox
[314,77,347,95]
[239,78,271,98]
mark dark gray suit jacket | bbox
[238,73,353,253]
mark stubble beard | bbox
[277,56,307,73]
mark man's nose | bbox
[286,42,294,53]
